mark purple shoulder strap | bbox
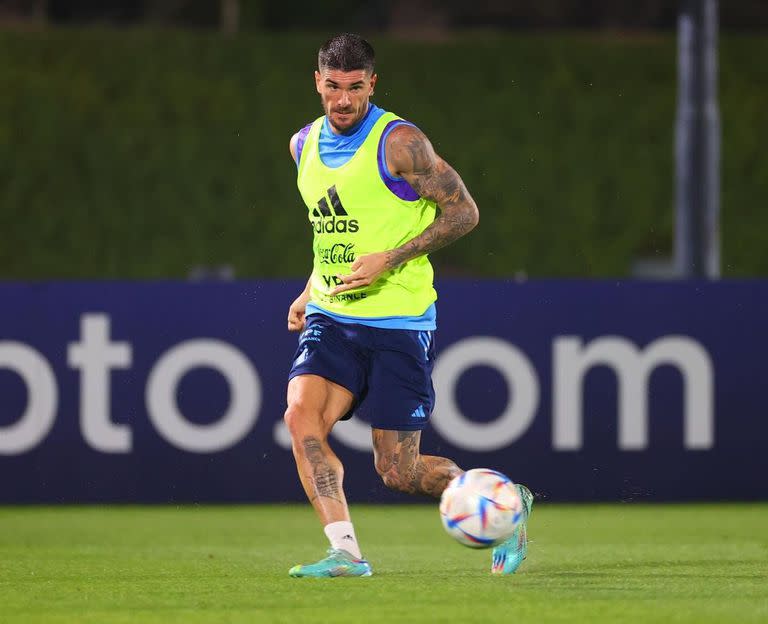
[294,123,312,167]
[377,119,420,201]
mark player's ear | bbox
[315,70,322,94]
[370,73,378,95]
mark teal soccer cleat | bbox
[491,484,534,575]
[289,548,373,578]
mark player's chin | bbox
[332,114,354,130]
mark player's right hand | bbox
[287,292,310,332]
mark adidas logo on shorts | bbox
[410,405,427,419]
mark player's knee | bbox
[380,472,403,492]
[374,451,411,493]
[377,464,413,494]
[374,453,393,480]
[283,403,323,441]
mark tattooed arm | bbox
[328,124,478,295]
[384,124,479,266]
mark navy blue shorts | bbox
[288,313,436,431]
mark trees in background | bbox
[1,0,767,31]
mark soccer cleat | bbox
[491,484,533,575]
[288,548,373,578]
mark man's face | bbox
[315,68,377,133]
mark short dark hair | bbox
[318,33,375,74]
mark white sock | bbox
[324,521,362,559]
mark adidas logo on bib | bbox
[310,185,360,233]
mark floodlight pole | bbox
[675,0,720,278]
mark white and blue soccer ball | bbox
[439,468,523,548]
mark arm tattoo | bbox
[385,128,479,269]
[302,436,342,504]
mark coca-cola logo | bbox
[319,243,356,265]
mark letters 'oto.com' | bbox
[0,314,714,456]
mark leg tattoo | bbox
[302,436,343,504]
[374,430,462,498]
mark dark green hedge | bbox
[1,29,766,278]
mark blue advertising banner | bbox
[0,280,766,502]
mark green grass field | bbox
[1,504,766,623]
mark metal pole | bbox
[221,0,239,36]
[675,0,720,278]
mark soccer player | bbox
[284,33,532,577]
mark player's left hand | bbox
[329,251,390,296]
